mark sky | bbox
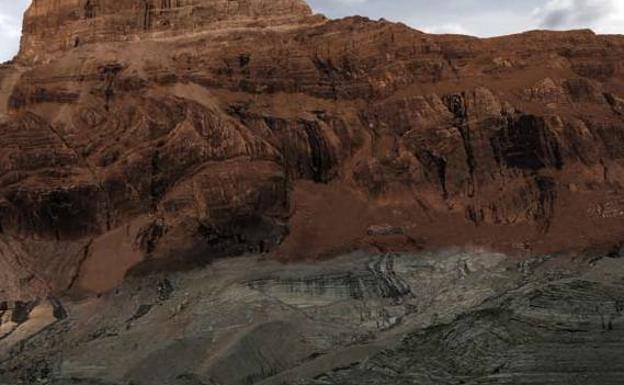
[1,0,624,62]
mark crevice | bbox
[48,298,68,320]
[535,176,557,233]
[136,218,166,255]
[84,0,95,19]
[457,124,477,197]
[149,150,164,210]
[99,63,123,112]
[66,238,93,291]
[367,254,413,303]
[302,121,336,183]
[600,159,609,183]
[412,148,449,199]
[444,93,477,197]
[142,0,153,30]
[428,151,448,199]
[125,304,153,328]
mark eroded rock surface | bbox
[0,250,622,385]
[19,0,317,62]
[2,1,624,301]
[2,2,624,383]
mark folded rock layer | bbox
[1,0,624,299]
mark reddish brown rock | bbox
[19,0,318,62]
[2,1,624,299]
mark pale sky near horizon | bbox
[1,0,624,62]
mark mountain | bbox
[1,1,624,384]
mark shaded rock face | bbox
[2,0,624,300]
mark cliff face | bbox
[19,0,316,62]
[1,0,624,300]
[3,2,624,385]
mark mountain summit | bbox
[19,0,316,62]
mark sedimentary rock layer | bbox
[1,0,624,301]
[19,0,317,62]
[1,250,623,385]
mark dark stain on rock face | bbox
[84,0,96,19]
[535,176,557,232]
[4,186,103,240]
[136,219,167,255]
[98,63,124,111]
[193,213,288,260]
[8,88,80,110]
[128,212,288,276]
[302,121,337,184]
[492,114,563,171]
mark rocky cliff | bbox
[19,0,317,62]
[1,0,624,301]
[2,1,624,384]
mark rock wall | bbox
[19,0,316,62]
[1,1,624,299]
[1,250,623,385]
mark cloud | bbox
[535,0,615,29]
[421,23,473,36]
[0,0,30,62]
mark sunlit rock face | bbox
[19,0,315,62]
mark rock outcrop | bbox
[1,250,623,385]
[1,1,624,303]
[3,2,624,384]
[19,0,317,62]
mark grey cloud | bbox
[537,0,615,29]
[0,0,30,62]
